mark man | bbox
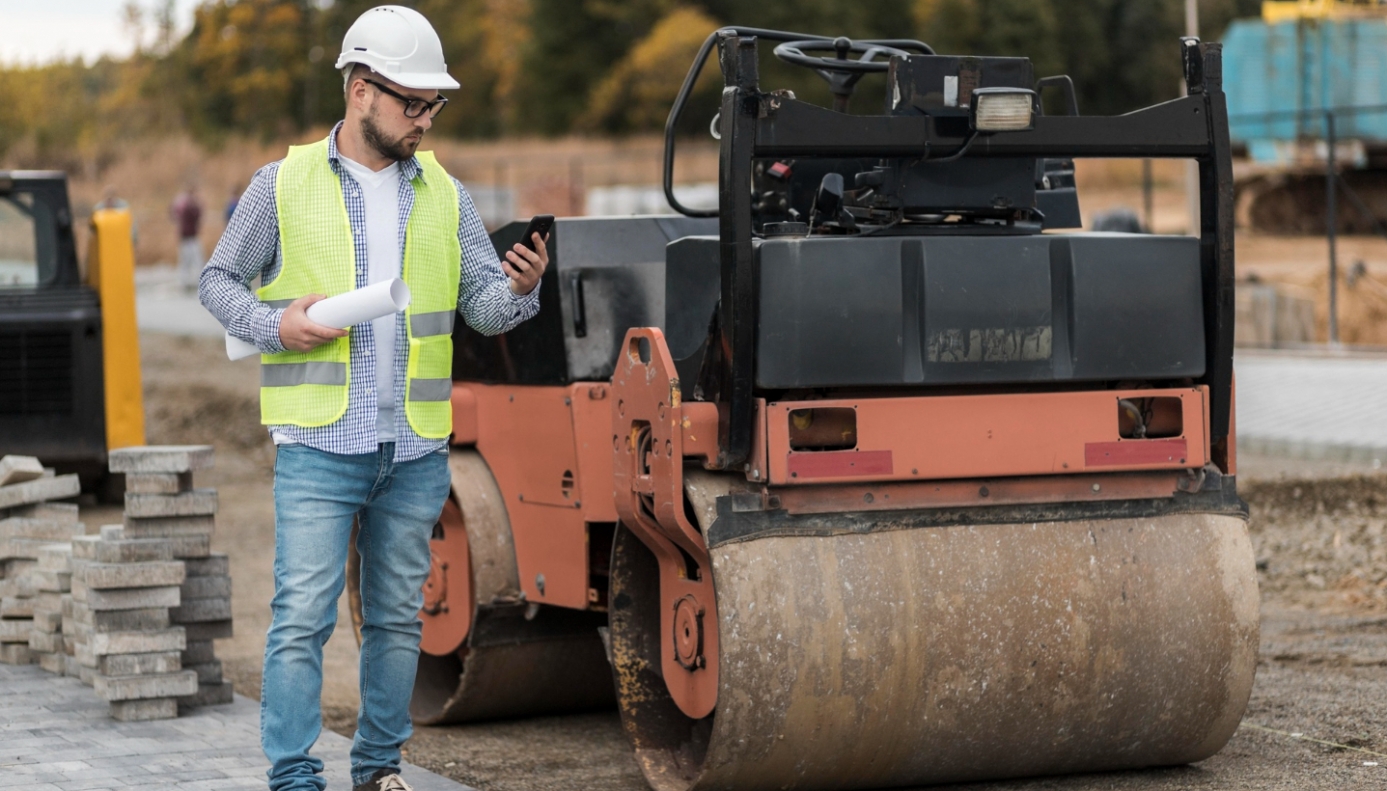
[225,183,242,225]
[171,184,203,291]
[199,6,548,791]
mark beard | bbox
[361,107,422,162]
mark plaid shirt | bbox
[199,123,539,461]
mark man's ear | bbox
[346,78,370,112]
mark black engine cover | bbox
[665,233,1206,390]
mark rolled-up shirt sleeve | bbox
[198,163,287,354]
[454,177,540,336]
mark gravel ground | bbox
[99,332,1387,791]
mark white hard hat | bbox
[335,5,460,91]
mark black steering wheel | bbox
[773,37,930,111]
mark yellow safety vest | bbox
[258,138,460,439]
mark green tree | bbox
[512,0,674,134]
[579,6,722,133]
[177,0,310,141]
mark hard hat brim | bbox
[334,54,461,91]
[386,71,462,91]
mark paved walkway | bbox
[1237,349,1387,463]
[0,663,472,791]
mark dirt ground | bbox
[93,331,1387,791]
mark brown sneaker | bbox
[353,769,414,791]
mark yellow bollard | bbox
[89,208,146,451]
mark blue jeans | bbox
[262,442,451,791]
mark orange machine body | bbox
[432,355,1231,656]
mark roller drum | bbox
[612,510,1259,791]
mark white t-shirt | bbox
[338,154,402,443]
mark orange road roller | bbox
[349,28,1257,791]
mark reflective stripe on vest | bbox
[256,138,461,438]
[409,310,455,337]
[408,378,453,402]
[262,361,348,387]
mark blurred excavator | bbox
[347,28,1256,791]
[0,171,144,493]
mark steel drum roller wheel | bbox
[611,482,1260,791]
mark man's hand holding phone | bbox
[505,214,553,295]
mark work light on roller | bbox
[971,87,1037,132]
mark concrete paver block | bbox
[178,678,234,710]
[95,668,198,701]
[0,475,81,511]
[182,640,216,665]
[31,571,72,593]
[74,639,96,667]
[108,697,179,721]
[36,651,64,674]
[8,502,79,522]
[0,582,37,602]
[124,472,193,494]
[73,605,171,633]
[2,538,54,560]
[28,631,62,653]
[100,651,182,676]
[31,610,61,633]
[168,534,212,559]
[82,561,185,590]
[124,490,218,519]
[184,554,229,578]
[65,619,91,640]
[0,518,85,542]
[80,586,180,612]
[1,561,37,589]
[0,455,45,486]
[2,596,34,618]
[88,628,186,657]
[0,618,34,642]
[31,591,61,610]
[180,576,231,601]
[108,445,214,474]
[72,536,173,564]
[182,620,233,641]
[122,515,216,538]
[36,544,72,571]
[170,598,231,624]
[187,660,223,684]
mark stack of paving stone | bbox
[110,445,234,711]
[29,542,74,673]
[69,523,197,720]
[0,455,83,666]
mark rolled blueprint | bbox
[225,278,412,360]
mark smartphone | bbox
[520,214,555,252]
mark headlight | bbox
[970,88,1036,132]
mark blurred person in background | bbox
[225,183,242,224]
[170,184,203,291]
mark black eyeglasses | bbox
[363,78,448,119]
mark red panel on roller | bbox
[788,450,894,479]
[1085,438,1188,467]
